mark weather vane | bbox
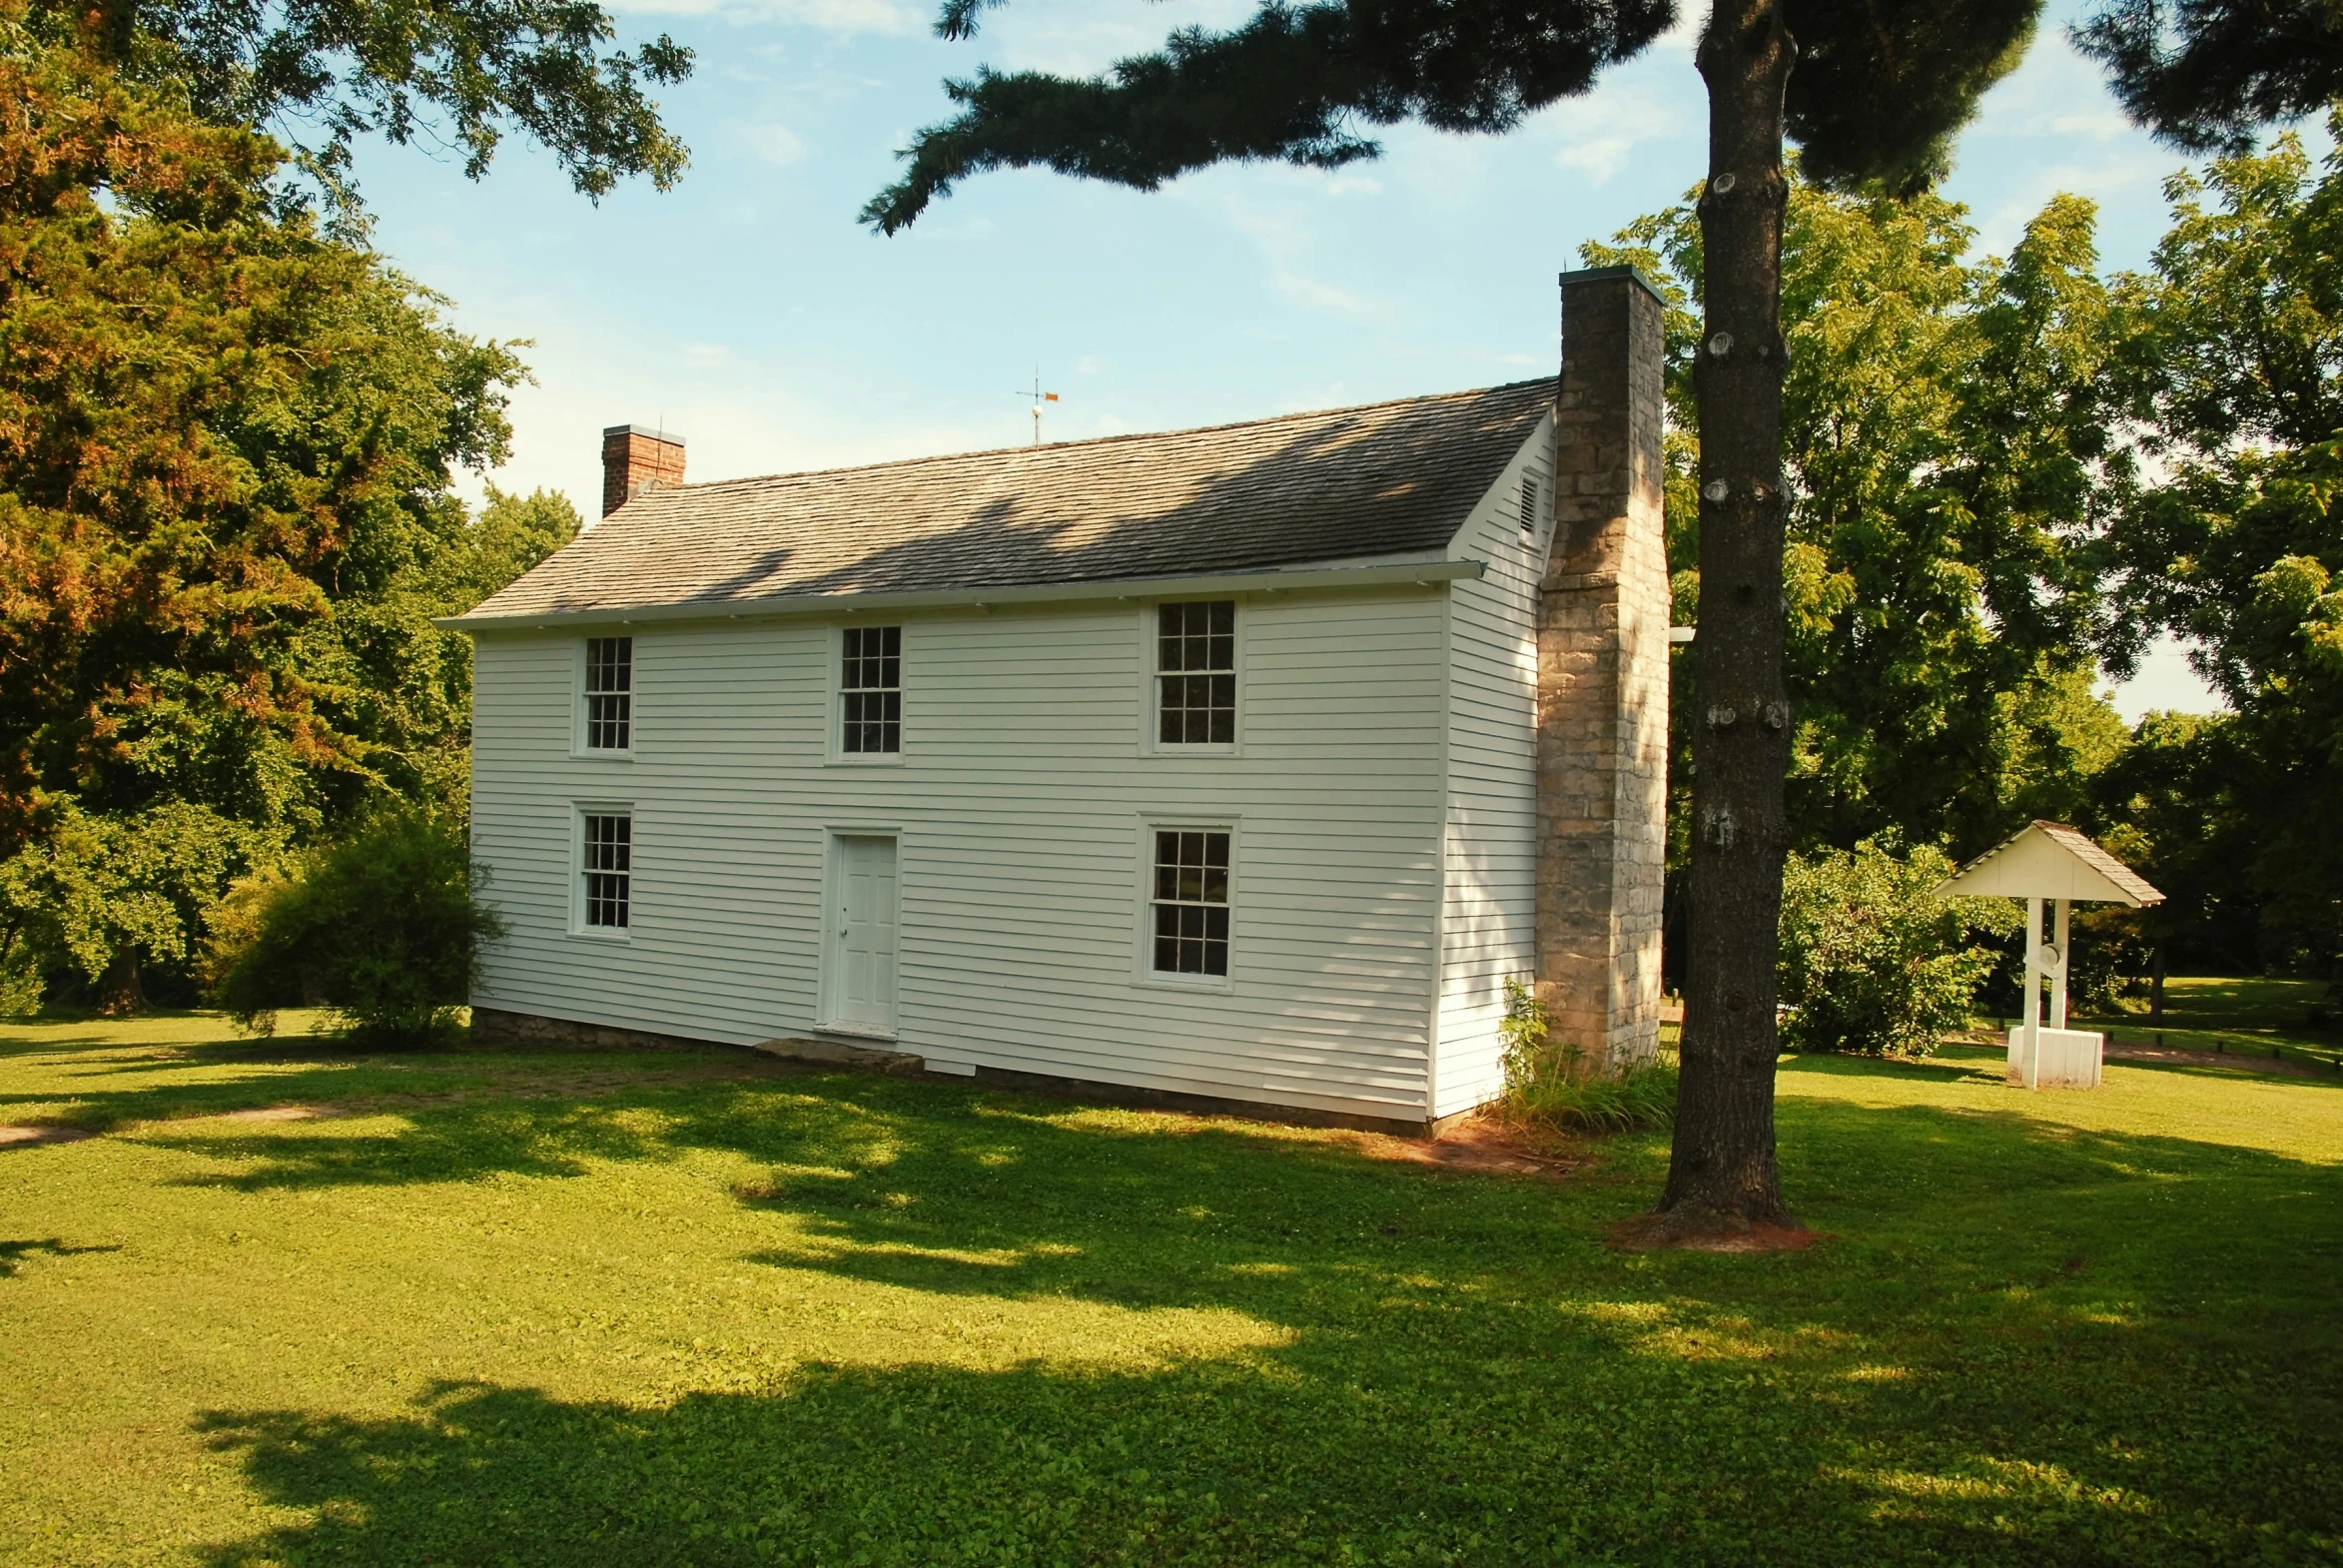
[1014,368,1059,446]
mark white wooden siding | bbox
[469,587,1450,1121]
[1433,418,1554,1118]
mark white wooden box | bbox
[2003,1025,2104,1089]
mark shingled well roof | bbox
[455,379,1557,625]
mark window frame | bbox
[569,802,635,939]
[1132,818,1239,992]
[1140,598,1243,757]
[826,621,908,765]
[572,634,636,759]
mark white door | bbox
[829,835,899,1034]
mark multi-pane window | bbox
[582,813,631,929]
[1520,475,1542,535]
[584,637,632,750]
[1152,829,1230,977]
[841,625,902,754]
[1158,601,1234,745]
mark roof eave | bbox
[436,556,1485,633]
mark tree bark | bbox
[97,949,146,1016]
[1659,0,1798,1228]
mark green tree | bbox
[0,16,561,1010]
[2075,0,2343,157]
[22,0,691,208]
[1591,173,2129,864]
[2101,125,2343,976]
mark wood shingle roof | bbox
[460,379,1557,623]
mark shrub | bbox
[208,813,502,1045]
[1777,838,2017,1057]
[1494,978,1678,1134]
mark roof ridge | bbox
[654,378,1558,496]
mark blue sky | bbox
[352,0,2249,715]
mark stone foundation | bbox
[467,1007,1459,1137]
[469,1006,729,1053]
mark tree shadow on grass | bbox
[0,1025,790,1136]
[0,1236,120,1276]
[171,1084,2343,1563]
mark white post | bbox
[2022,895,2043,1090]
[2051,897,2071,1031]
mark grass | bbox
[2,1011,2339,1565]
[2075,974,2343,1072]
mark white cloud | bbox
[739,121,807,166]
[1546,88,1695,187]
[684,343,733,368]
[1214,199,1394,321]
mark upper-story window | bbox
[1158,601,1234,746]
[1519,474,1542,535]
[584,636,632,750]
[842,625,902,754]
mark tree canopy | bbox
[2074,0,2343,156]
[2097,122,2343,973]
[0,16,576,1011]
[1589,172,2130,862]
[21,0,692,206]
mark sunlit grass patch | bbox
[1,1010,2338,1565]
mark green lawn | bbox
[3,1013,2339,1565]
[2077,974,2342,1071]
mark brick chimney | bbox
[1534,266,1672,1074]
[601,424,686,516]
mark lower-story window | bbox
[583,812,631,929]
[1152,828,1230,977]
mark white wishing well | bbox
[1935,822,2164,1090]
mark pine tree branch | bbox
[2072,0,2343,154]
[864,0,1677,234]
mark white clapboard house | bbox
[446,269,1672,1135]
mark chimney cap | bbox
[602,423,686,446]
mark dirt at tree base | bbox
[1606,1208,1824,1253]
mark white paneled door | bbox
[828,835,899,1035]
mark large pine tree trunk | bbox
[1657,0,1799,1232]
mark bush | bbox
[1777,839,2017,1057]
[1494,978,1678,1134]
[208,813,502,1045]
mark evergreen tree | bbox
[860,0,2045,1235]
[2074,0,2343,157]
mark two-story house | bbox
[443,267,1672,1135]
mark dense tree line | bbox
[0,8,581,1013]
[1595,137,2343,988]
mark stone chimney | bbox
[601,424,686,517]
[1535,266,1672,1074]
